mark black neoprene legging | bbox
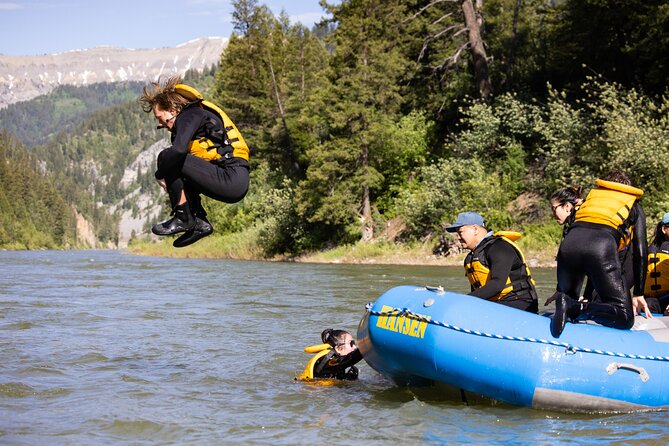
[160,152,249,212]
[557,224,635,329]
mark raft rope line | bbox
[364,303,669,362]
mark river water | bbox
[1,250,668,444]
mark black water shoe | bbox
[173,217,213,248]
[550,292,581,338]
[152,203,195,236]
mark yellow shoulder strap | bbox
[297,346,332,380]
[595,179,643,197]
[304,343,331,354]
[175,83,203,102]
[493,231,522,242]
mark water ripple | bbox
[2,250,668,444]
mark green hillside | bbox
[0,70,216,248]
[0,82,144,147]
[0,133,77,249]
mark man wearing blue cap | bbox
[446,212,538,313]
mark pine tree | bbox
[296,0,410,242]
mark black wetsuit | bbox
[556,202,647,329]
[155,105,249,215]
[582,234,636,304]
[313,349,363,380]
[466,235,539,313]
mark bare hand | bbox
[156,178,167,192]
[632,296,653,318]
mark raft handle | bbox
[424,285,444,295]
[606,362,649,382]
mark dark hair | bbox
[550,186,582,206]
[321,329,350,348]
[651,222,669,248]
[603,169,632,186]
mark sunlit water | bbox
[1,250,668,444]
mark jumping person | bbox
[551,170,651,338]
[446,212,538,313]
[140,76,250,247]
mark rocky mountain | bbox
[0,37,227,108]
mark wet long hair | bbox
[321,329,350,349]
[550,186,582,207]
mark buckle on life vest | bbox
[212,145,234,165]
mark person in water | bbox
[140,76,250,247]
[298,329,363,380]
[551,170,651,338]
[446,212,538,313]
[644,212,669,314]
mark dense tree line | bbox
[0,132,77,249]
[0,82,144,147]
[1,0,667,255]
[203,0,669,256]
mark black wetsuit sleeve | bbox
[155,107,206,179]
[469,240,516,300]
[631,202,647,296]
[327,349,363,370]
[313,349,363,379]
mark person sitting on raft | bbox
[446,212,539,313]
[644,212,669,314]
[297,329,362,381]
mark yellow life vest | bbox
[175,83,250,162]
[575,179,643,235]
[644,249,669,299]
[296,343,332,380]
[464,231,536,301]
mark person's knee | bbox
[620,314,635,330]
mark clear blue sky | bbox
[0,0,332,56]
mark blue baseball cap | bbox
[446,212,485,232]
[662,212,669,225]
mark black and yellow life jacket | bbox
[464,231,536,301]
[296,342,361,381]
[644,245,669,299]
[575,179,643,248]
[296,343,333,380]
[175,84,250,162]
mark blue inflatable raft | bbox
[357,285,669,413]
